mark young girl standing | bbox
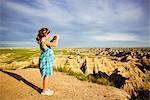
[36,27,59,96]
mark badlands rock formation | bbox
[54,48,150,97]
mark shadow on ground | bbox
[88,68,129,88]
[0,70,42,94]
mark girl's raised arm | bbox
[45,35,59,47]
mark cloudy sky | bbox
[0,0,149,48]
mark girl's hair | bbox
[36,27,50,44]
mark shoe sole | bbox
[41,91,54,96]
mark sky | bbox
[0,0,149,48]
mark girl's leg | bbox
[43,76,49,92]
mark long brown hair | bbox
[36,27,50,44]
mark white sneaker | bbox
[41,89,54,96]
[48,89,54,93]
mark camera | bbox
[53,35,57,40]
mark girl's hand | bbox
[53,36,57,40]
[54,34,59,40]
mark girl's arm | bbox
[45,35,59,47]
[50,35,57,42]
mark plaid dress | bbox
[39,41,55,78]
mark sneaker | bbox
[41,90,54,96]
[48,89,54,93]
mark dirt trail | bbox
[0,68,130,100]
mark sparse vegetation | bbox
[54,66,87,81]
[0,48,40,62]
[54,66,114,86]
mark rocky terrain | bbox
[54,48,150,98]
[0,48,150,99]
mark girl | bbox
[36,27,59,96]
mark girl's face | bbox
[46,31,50,39]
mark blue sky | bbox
[0,0,149,48]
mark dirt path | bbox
[0,68,130,100]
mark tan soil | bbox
[0,68,130,100]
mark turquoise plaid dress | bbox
[39,40,55,78]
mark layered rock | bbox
[53,48,150,97]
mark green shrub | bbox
[24,63,39,69]
[96,78,109,85]
[54,66,87,81]
[55,66,71,73]
[87,74,97,83]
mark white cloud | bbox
[4,0,75,27]
[91,32,140,41]
[1,0,148,47]
[3,0,144,29]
